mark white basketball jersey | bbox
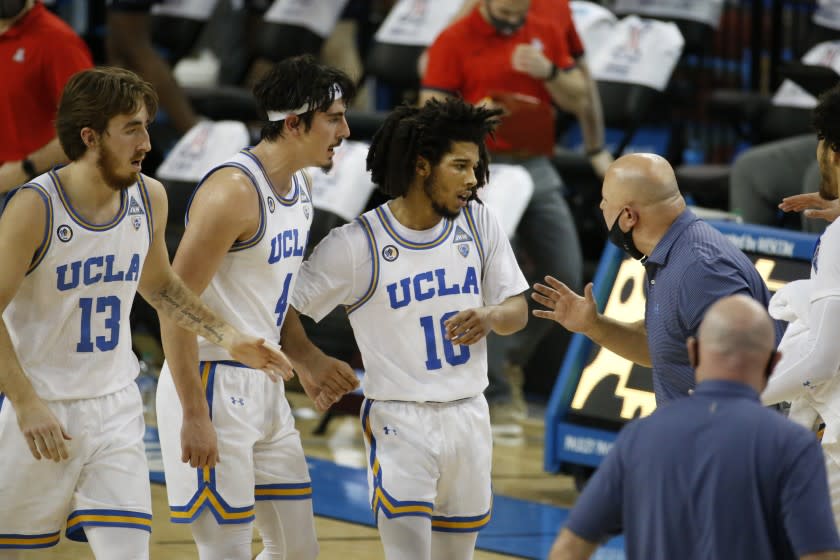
[347,205,489,402]
[193,149,314,361]
[3,171,152,401]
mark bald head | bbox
[603,153,681,206]
[693,295,777,388]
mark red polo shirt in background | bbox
[422,2,582,152]
[0,3,93,163]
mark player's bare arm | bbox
[533,277,651,366]
[281,306,360,411]
[444,293,528,346]
[143,172,290,467]
[0,189,72,462]
[137,177,293,376]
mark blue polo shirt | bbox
[643,209,781,402]
[566,380,840,559]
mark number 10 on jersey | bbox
[420,311,470,371]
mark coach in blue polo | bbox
[533,152,782,402]
[547,296,840,560]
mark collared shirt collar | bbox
[644,209,700,267]
[693,379,760,402]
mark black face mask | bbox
[0,0,26,19]
[484,0,525,36]
[607,213,646,261]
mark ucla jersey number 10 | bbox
[420,311,470,370]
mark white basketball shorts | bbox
[0,383,152,549]
[360,394,493,532]
[157,360,312,525]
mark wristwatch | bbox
[21,158,37,180]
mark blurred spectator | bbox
[106,0,206,134]
[0,0,92,194]
[420,0,609,435]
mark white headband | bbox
[266,83,344,122]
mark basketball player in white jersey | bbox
[0,67,292,559]
[761,84,840,531]
[287,98,529,559]
[155,55,360,560]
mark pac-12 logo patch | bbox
[267,197,276,214]
[57,224,73,242]
[458,244,470,258]
[132,216,143,230]
[382,245,399,262]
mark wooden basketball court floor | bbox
[41,392,611,560]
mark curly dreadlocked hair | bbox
[366,98,502,198]
[254,54,356,141]
[814,83,840,153]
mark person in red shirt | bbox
[0,0,93,193]
[421,0,610,436]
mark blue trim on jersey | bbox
[0,531,61,549]
[374,205,453,250]
[184,161,267,252]
[241,148,300,206]
[300,170,313,204]
[169,361,257,524]
[7,184,54,275]
[65,509,152,542]
[137,174,154,246]
[361,399,434,520]
[169,474,256,524]
[0,393,4,413]
[212,360,250,369]
[255,482,313,501]
[199,361,217,420]
[50,170,129,231]
[431,509,492,533]
[346,215,379,315]
[463,205,485,274]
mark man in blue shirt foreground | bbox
[532,152,781,403]
[548,295,840,560]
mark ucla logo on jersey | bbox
[267,196,276,214]
[56,253,141,291]
[382,245,399,262]
[57,224,73,243]
[387,266,479,309]
[128,196,145,216]
[268,228,307,263]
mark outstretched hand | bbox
[531,278,599,334]
[297,355,359,412]
[229,336,294,382]
[779,192,840,223]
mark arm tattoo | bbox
[149,276,229,345]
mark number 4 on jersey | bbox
[274,273,293,326]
